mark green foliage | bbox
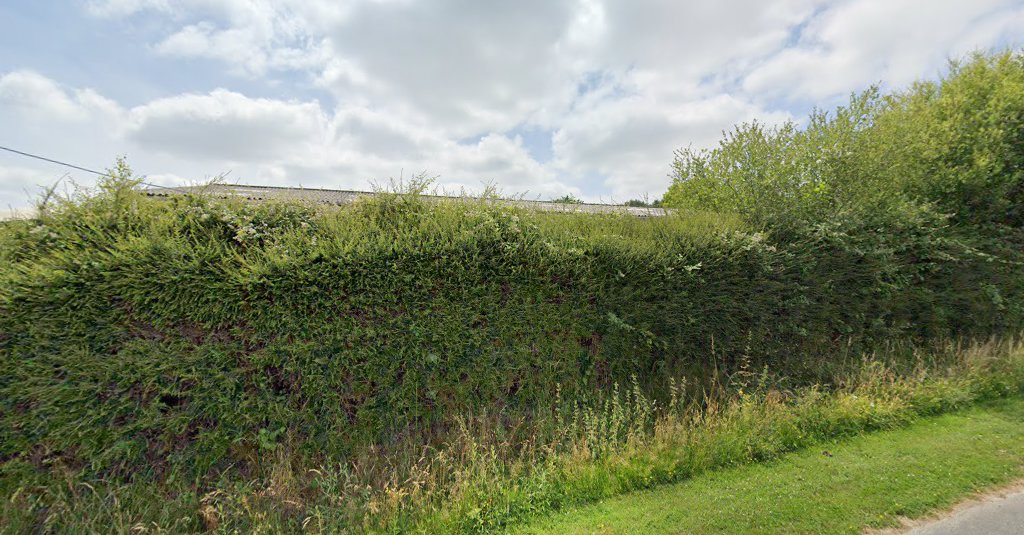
[1,172,1023,532]
[550,194,584,204]
[663,50,1024,231]
[4,339,1022,533]
[623,199,662,208]
[2,161,1022,476]
[870,51,1024,228]
[522,398,1024,534]
[446,342,1024,534]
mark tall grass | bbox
[3,337,1021,533]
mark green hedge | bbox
[2,183,1022,484]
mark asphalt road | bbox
[905,488,1024,534]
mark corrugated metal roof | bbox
[144,184,671,217]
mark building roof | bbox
[143,183,671,217]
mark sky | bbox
[0,1,1022,209]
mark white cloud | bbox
[0,165,67,210]
[0,70,579,204]
[744,0,1024,101]
[581,0,823,78]
[553,86,792,199]
[1,1,1020,208]
[0,70,122,124]
[0,71,131,206]
[126,89,329,161]
[437,134,565,196]
[317,0,583,137]
[153,18,332,76]
[154,22,252,65]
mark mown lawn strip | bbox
[518,398,1024,534]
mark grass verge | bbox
[410,341,1024,533]
[518,397,1024,534]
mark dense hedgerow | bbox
[4,335,1023,533]
[1,167,1022,487]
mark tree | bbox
[623,199,662,207]
[550,194,584,204]
[661,50,1024,231]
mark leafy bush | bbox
[623,199,662,208]
[4,336,1022,533]
[870,51,1024,228]
[663,50,1024,231]
[549,194,583,204]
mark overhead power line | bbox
[0,145,106,175]
[0,144,187,193]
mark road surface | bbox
[904,487,1024,534]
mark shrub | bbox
[663,50,1024,232]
